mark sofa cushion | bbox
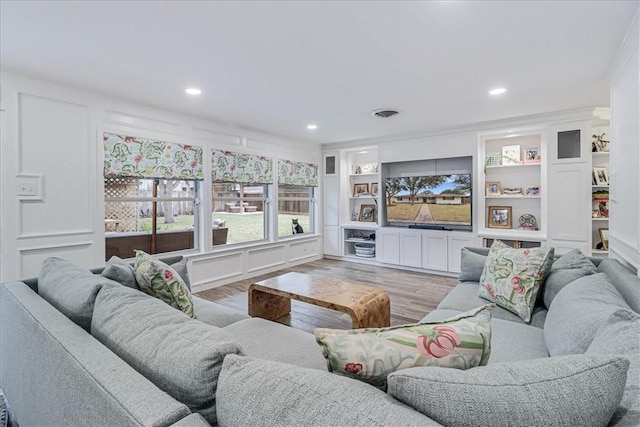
[436,282,547,327]
[478,240,554,322]
[545,273,631,356]
[134,250,195,318]
[587,309,640,427]
[543,249,597,309]
[223,318,327,370]
[192,296,249,327]
[387,354,629,427]
[597,259,640,313]
[91,285,243,425]
[458,247,488,282]
[101,256,137,289]
[38,257,120,331]
[487,317,549,363]
[314,305,492,389]
[216,355,438,427]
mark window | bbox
[278,186,314,237]
[104,178,199,260]
[212,183,268,245]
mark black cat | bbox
[292,218,304,234]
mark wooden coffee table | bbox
[248,272,390,329]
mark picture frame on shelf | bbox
[501,145,521,165]
[370,183,378,196]
[502,187,523,196]
[485,181,502,197]
[525,186,540,197]
[598,200,609,218]
[488,206,512,229]
[599,228,609,251]
[359,204,376,222]
[360,164,377,174]
[592,132,610,153]
[353,183,369,196]
[524,147,541,164]
[593,167,609,186]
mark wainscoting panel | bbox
[19,242,93,278]
[191,127,242,146]
[289,239,319,262]
[247,244,286,272]
[189,252,244,286]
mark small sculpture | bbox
[518,214,539,231]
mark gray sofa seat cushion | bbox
[222,318,327,371]
[91,285,243,425]
[192,296,249,328]
[545,273,631,356]
[436,282,547,327]
[38,257,120,331]
[587,309,640,427]
[1,282,191,427]
[216,355,439,427]
[543,249,597,309]
[387,354,629,427]
[487,317,549,364]
[597,259,640,313]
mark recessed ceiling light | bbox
[307,124,318,130]
[489,88,507,96]
[359,151,369,154]
[185,88,202,95]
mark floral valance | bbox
[278,159,318,187]
[211,149,273,184]
[104,133,204,180]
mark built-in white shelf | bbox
[592,249,609,255]
[348,172,378,177]
[344,238,376,243]
[592,185,610,188]
[486,163,541,169]
[343,221,378,229]
[592,152,610,157]
[478,229,546,241]
[485,195,541,199]
[348,196,377,199]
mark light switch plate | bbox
[16,174,44,201]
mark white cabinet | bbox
[343,226,377,260]
[323,225,340,257]
[590,115,610,257]
[447,233,477,273]
[399,232,422,268]
[422,233,448,271]
[379,228,400,265]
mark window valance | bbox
[211,149,273,184]
[278,159,318,187]
[103,133,204,180]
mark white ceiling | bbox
[1,1,637,145]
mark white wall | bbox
[0,71,323,290]
[609,10,640,273]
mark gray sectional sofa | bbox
[0,249,638,426]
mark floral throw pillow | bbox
[478,240,553,323]
[134,250,195,318]
[314,305,493,390]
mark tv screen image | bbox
[385,174,471,228]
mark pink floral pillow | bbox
[314,305,493,389]
[479,240,553,322]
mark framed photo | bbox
[488,206,512,229]
[599,228,609,251]
[593,167,609,186]
[501,145,521,165]
[524,147,541,164]
[502,187,523,195]
[485,181,502,197]
[370,183,378,196]
[525,186,540,197]
[353,183,369,196]
[359,204,376,222]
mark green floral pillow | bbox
[134,250,195,318]
[478,240,553,322]
[314,305,493,390]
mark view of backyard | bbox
[140,212,310,244]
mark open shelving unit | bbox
[478,130,546,247]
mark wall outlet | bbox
[16,174,44,201]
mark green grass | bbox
[428,204,471,223]
[140,212,311,244]
[386,204,422,220]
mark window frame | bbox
[277,185,316,238]
[211,183,269,247]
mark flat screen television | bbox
[384,174,472,231]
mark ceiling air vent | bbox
[371,109,399,118]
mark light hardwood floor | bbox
[196,258,458,333]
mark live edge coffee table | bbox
[248,272,390,329]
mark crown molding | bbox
[608,7,639,83]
